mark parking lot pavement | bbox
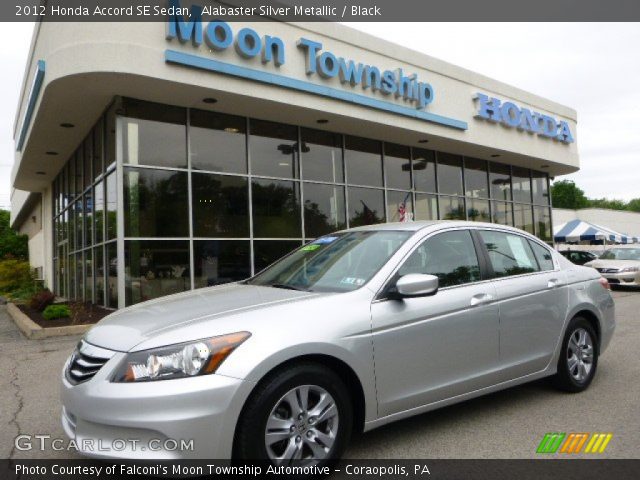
[1,290,638,460]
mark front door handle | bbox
[470,293,494,306]
[548,278,563,289]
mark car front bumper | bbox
[60,353,254,459]
[601,270,640,286]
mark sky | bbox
[1,22,639,211]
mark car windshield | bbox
[246,230,412,292]
[599,248,640,261]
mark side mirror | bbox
[394,274,439,298]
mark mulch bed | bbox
[17,302,112,329]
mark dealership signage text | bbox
[474,93,574,144]
[165,1,433,109]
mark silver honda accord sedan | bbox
[61,221,615,464]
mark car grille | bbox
[66,341,115,385]
[596,267,620,274]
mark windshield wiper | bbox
[269,283,311,292]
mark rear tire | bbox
[551,316,598,393]
[234,362,353,465]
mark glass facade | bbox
[52,98,552,308]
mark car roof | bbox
[344,220,532,236]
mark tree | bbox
[627,198,640,212]
[550,180,590,209]
[0,209,29,260]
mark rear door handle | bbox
[548,278,563,289]
[470,293,494,306]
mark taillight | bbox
[598,277,610,290]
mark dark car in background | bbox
[560,250,598,266]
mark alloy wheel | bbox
[264,385,339,465]
[567,327,594,382]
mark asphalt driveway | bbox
[1,290,638,459]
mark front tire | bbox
[551,316,598,392]
[234,363,353,465]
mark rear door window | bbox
[398,230,481,287]
[478,230,539,277]
[529,241,555,271]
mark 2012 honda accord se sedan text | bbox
[61,221,615,464]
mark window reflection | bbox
[125,240,190,306]
[514,203,534,234]
[190,110,246,173]
[489,163,511,201]
[439,196,465,220]
[348,187,385,227]
[384,143,411,190]
[252,179,301,238]
[250,119,298,179]
[415,194,438,221]
[254,240,301,273]
[386,190,413,222]
[466,198,490,222]
[534,207,552,241]
[345,136,382,187]
[194,240,250,287]
[437,153,463,195]
[464,158,489,198]
[124,168,189,238]
[303,183,346,238]
[301,129,344,183]
[512,167,532,203]
[532,171,549,205]
[491,201,513,226]
[479,230,538,277]
[412,148,436,193]
[192,173,249,238]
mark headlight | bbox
[619,266,639,273]
[112,332,250,382]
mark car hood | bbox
[585,259,640,269]
[84,283,320,352]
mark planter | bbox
[6,302,94,339]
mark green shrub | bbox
[0,259,33,295]
[42,304,71,320]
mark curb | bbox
[6,303,92,339]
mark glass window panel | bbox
[384,143,411,190]
[192,173,249,238]
[68,153,77,198]
[532,171,550,205]
[412,148,436,193]
[466,198,490,222]
[125,240,190,306]
[386,190,413,223]
[437,152,463,195]
[95,246,104,306]
[105,107,117,171]
[514,203,534,234]
[253,240,301,273]
[68,254,76,300]
[464,158,489,198]
[57,248,66,298]
[106,173,117,240]
[529,240,555,271]
[84,191,93,247]
[249,119,298,179]
[75,150,84,194]
[76,252,84,301]
[303,183,346,238]
[85,248,93,303]
[252,178,301,238]
[398,230,480,288]
[479,230,538,277]
[300,128,344,183]
[121,99,187,169]
[345,136,382,187]
[107,242,118,308]
[415,193,438,221]
[348,187,385,227]
[94,182,104,244]
[491,201,513,226]
[190,109,247,173]
[124,168,189,238]
[93,118,104,182]
[489,162,512,201]
[512,167,532,203]
[74,200,83,250]
[83,135,93,190]
[439,196,465,220]
[194,240,251,288]
[534,206,552,242]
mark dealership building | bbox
[10,17,579,309]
